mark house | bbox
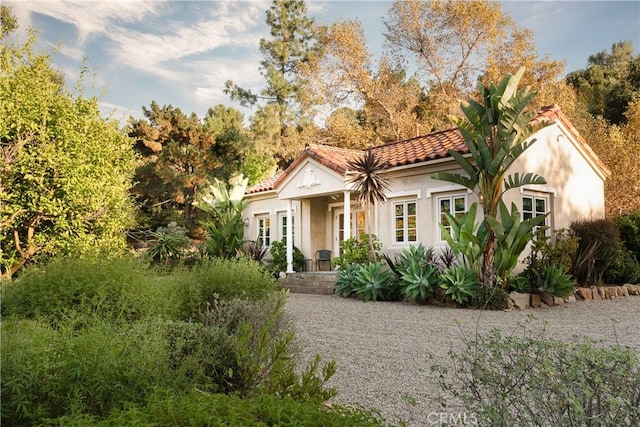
[243,105,611,273]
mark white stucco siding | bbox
[505,123,606,232]
[379,164,479,258]
[242,196,302,251]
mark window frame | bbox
[522,193,551,235]
[257,216,271,247]
[393,200,418,245]
[279,214,295,245]
[436,193,468,242]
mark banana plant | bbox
[194,175,249,258]
[439,202,488,282]
[432,67,551,287]
[484,201,548,288]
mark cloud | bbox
[191,55,264,108]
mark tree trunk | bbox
[483,233,496,287]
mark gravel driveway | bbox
[285,294,640,426]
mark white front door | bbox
[333,208,366,255]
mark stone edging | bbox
[508,284,640,310]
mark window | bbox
[394,200,417,244]
[437,194,467,241]
[257,216,271,246]
[522,194,549,233]
[280,215,294,245]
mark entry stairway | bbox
[282,272,337,295]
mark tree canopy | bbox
[1,15,136,278]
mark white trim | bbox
[426,184,472,198]
[519,185,557,196]
[387,189,422,199]
[252,210,271,216]
[275,206,297,213]
[392,199,418,245]
[435,193,468,243]
[328,200,360,211]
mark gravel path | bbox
[285,294,640,426]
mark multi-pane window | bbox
[394,201,417,244]
[257,216,271,246]
[438,194,467,241]
[522,195,549,233]
[281,215,294,245]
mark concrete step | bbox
[282,272,337,295]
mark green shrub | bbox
[164,321,239,393]
[336,263,361,297]
[603,244,640,284]
[433,323,640,426]
[1,318,172,425]
[353,262,392,302]
[50,390,389,426]
[616,211,640,262]
[439,266,478,305]
[472,285,508,310]
[180,257,276,320]
[332,234,381,270]
[268,240,304,274]
[1,257,179,322]
[523,228,579,282]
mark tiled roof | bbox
[246,105,609,195]
[246,173,281,195]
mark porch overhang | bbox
[276,158,351,200]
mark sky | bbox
[5,0,640,125]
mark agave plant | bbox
[353,262,392,302]
[439,266,479,305]
[539,265,575,298]
[145,223,191,265]
[399,259,439,303]
[335,264,361,297]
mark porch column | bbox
[343,191,351,241]
[286,199,294,273]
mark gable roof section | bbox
[246,105,610,195]
[533,105,611,177]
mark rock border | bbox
[507,284,640,310]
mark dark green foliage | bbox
[336,263,361,297]
[333,234,381,270]
[439,266,478,305]
[616,211,640,262]
[50,390,389,426]
[1,257,179,323]
[603,244,640,284]
[268,240,305,274]
[571,218,621,284]
[433,323,640,426]
[523,228,579,286]
[472,285,508,310]
[353,262,393,302]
